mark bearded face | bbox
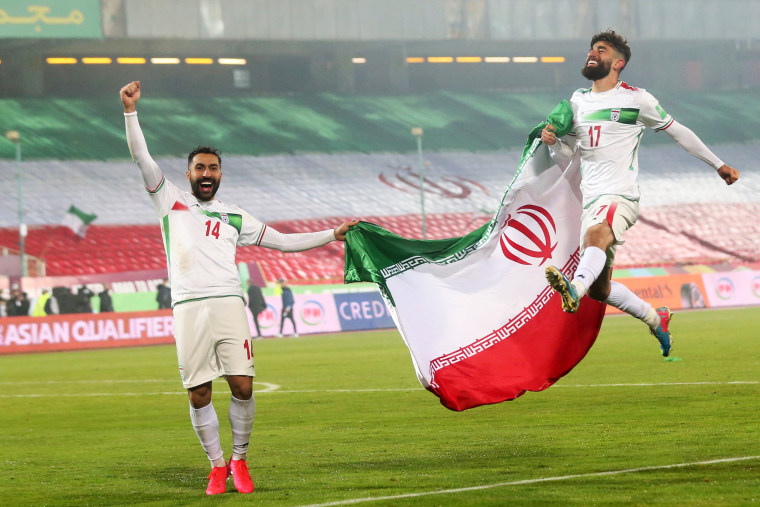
[581,54,613,81]
[187,153,222,201]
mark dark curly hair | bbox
[590,30,631,71]
[187,146,222,168]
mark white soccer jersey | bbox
[567,81,673,206]
[125,112,336,306]
[149,178,269,304]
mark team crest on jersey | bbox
[220,213,229,224]
[610,109,621,122]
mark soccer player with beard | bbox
[541,30,740,356]
[119,81,358,495]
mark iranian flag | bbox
[61,205,97,238]
[344,101,606,411]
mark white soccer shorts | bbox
[173,296,255,389]
[579,195,639,267]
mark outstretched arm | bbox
[258,219,360,252]
[664,120,739,185]
[120,81,164,191]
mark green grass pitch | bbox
[1,307,759,506]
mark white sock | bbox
[572,246,607,298]
[604,280,660,330]
[189,402,225,466]
[229,395,255,461]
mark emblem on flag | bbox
[344,99,607,411]
[499,205,557,266]
[611,109,621,122]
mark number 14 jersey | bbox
[149,177,268,305]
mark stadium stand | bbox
[2,90,759,161]
[0,92,758,282]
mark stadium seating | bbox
[2,90,758,161]
[0,91,757,282]
[0,201,757,282]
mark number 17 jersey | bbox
[568,81,673,207]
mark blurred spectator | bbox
[277,279,297,337]
[246,279,266,338]
[156,278,172,309]
[7,289,30,317]
[76,286,94,313]
[45,290,60,315]
[99,284,114,313]
[0,298,6,317]
[53,287,76,314]
[32,289,52,317]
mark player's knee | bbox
[228,377,253,400]
[188,383,212,408]
[587,285,610,302]
[233,385,253,400]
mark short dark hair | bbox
[591,29,631,70]
[187,146,222,167]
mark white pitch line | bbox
[300,455,760,507]
[0,381,282,398]
[553,381,760,388]
[0,379,176,385]
[264,388,424,393]
[1,381,758,398]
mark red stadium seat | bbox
[0,203,757,282]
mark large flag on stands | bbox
[61,205,97,238]
[344,101,607,411]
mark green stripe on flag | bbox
[344,221,489,288]
[345,99,575,304]
[67,205,97,225]
[61,204,97,237]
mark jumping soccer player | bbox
[541,30,740,356]
[120,81,357,496]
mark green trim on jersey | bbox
[199,209,243,234]
[630,131,645,170]
[147,177,165,194]
[655,104,668,119]
[582,108,639,124]
[161,215,171,270]
[577,87,592,94]
[173,294,245,307]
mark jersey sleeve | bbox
[125,112,164,191]
[639,91,674,131]
[236,210,335,251]
[125,112,184,216]
[259,227,335,252]
[237,209,268,247]
[147,176,185,217]
[548,134,577,161]
[664,120,725,170]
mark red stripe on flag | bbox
[429,297,605,411]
